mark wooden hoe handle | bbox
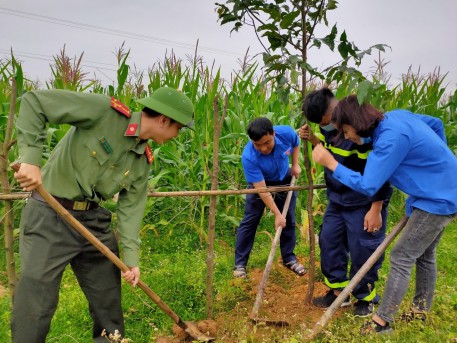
[10,163,183,325]
[250,175,297,319]
[305,215,408,340]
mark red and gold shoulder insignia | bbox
[145,145,154,164]
[125,123,138,136]
[111,97,131,118]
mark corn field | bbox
[2,46,456,236]
[1,44,457,342]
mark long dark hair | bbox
[332,95,384,138]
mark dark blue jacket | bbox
[318,128,392,208]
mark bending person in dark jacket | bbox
[299,88,392,317]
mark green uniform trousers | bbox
[11,198,124,343]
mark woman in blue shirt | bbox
[312,95,457,334]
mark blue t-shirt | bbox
[333,110,457,216]
[242,125,299,183]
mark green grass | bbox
[1,208,456,342]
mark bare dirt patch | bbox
[157,257,348,342]
[0,282,8,298]
[213,259,348,342]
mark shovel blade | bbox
[183,321,215,342]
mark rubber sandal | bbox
[233,266,247,278]
[284,260,307,276]
[400,309,427,322]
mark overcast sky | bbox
[1,0,456,92]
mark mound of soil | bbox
[157,257,348,342]
[213,258,347,342]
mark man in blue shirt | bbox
[312,95,457,334]
[233,117,305,278]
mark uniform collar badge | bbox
[144,145,154,164]
[125,123,139,136]
[111,97,131,118]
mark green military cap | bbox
[136,87,194,128]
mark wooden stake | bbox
[1,77,18,298]
[205,94,227,318]
[302,139,316,304]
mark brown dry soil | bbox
[157,258,349,342]
[0,283,7,298]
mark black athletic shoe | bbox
[312,290,351,308]
[354,300,374,317]
[360,320,393,335]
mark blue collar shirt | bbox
[333,109,457,216]
[242,125,299,183]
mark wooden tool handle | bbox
[306,216,408,340]
[250,175,296,319]
[10,162,183,325]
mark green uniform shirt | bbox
[17,89,151,266]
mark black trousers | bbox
[319,201,388,301]
[235,175,298,267]
[11,198,124,343]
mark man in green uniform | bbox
[12,87,194,342]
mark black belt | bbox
[31,191,99,211]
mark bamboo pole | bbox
[0,77,18,297]
[148,184,325,197]
[205,95,227,318]
[0,184,327,200]
[305,216,408,341]
[302,139,316,304]
[0,193,30,200]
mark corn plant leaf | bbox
[357,80,372,104]
[12,56,24,96]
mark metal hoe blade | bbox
[249,314,290,327]
[182,321,215,341]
